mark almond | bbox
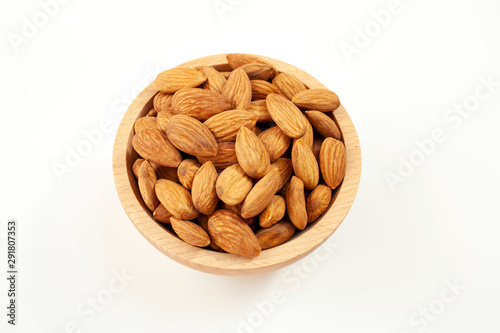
[222,68,252,110]
[286,176,307,230]
[138,161,159,211]
[172,88,232,121]
[252,126,262,136]
[226,53,275,70]
[292,138,319,190]
[197,142,238,171]
[256,221,296,250]
[204,110,258,142]
[132,129,182,167]
[239,63,276,81]
[151,162,179,183]
[147,109,157,117]
[320,138,346,190]
[156,109,175,133]
[251,80,280,100]
[259,195,286,228]
[134,116,158,133]
[177,159,201,190]
[153,203,173,223]
[258,126,291,162]
[132,158,145,178]
[170,217,210,247]
[266,93,307,138]
[198,215,224,252]
[208,209,261,258]
[248,100,272,122]
[220,202,257,227]
[191,161,219,215]
[292,89,340,112]
[293,113,314,148]
[306,111,341,139]
[155,179,199,220]
[216,164,253,206]
[306,185,332,223]
[272,73,307,100]
[166,115,218,157]
[269,158,293,192]
[198,66,226,94]
[153,92,173,112]
[241,168,279,219]
[235,126,270,178]
[220,71,231,78]
[312,136,323,162]
[155,67,207,93]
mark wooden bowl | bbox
[112,54,361,276]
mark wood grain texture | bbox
[112,54,362,276]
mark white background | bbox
[1,0,500,332]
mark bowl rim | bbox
[112,54,362,276]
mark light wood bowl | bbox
[112,54,361,276]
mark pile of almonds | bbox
[131,54,346,258]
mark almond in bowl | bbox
[113,54,361,275]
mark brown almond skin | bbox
[292,138,320,190]
[235,126,270,178]
[191,162,219,215]
[138,161,159,211]
[155,179,200,220]
[248,100,272,122]
[133,159,178,182]
[151,163,179,183]
[220,202,257,228]
[172,88,232,121]
[132,158,145,178]
[293,114,314,148]
[198,215,224,252]
[153,204,173,224]
[153,92,173,112]
[239,63,276,81]
[306,111,341,140]
[147,109,157,117]
[156,109,175,133]
[166,115,218,157]
[222,68,252,110]
[208,210,261,258]
[198,66,227,94]
[170,217,210,247]
[241,169,280,219]
[251,80,280,100]
[311,136,323,163]
[252,127,262,136]
[306,185,332,223]
[134,116,158,133]
[286,176,308,230]
[155,67,207,93]
[266,93,307,139]
[256,221,296,250]
[204,110,258,142]
[269,158,293,192]
[197,142,238,171]
[320,138,346,190]
[292,89,340,112]
[216,164,253,206]
[258,126,291,162]
[177,159,201,190]
[272,73,307,100]
[259,195,286,228]
[132,129,182,167]
[226,53,275,70]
